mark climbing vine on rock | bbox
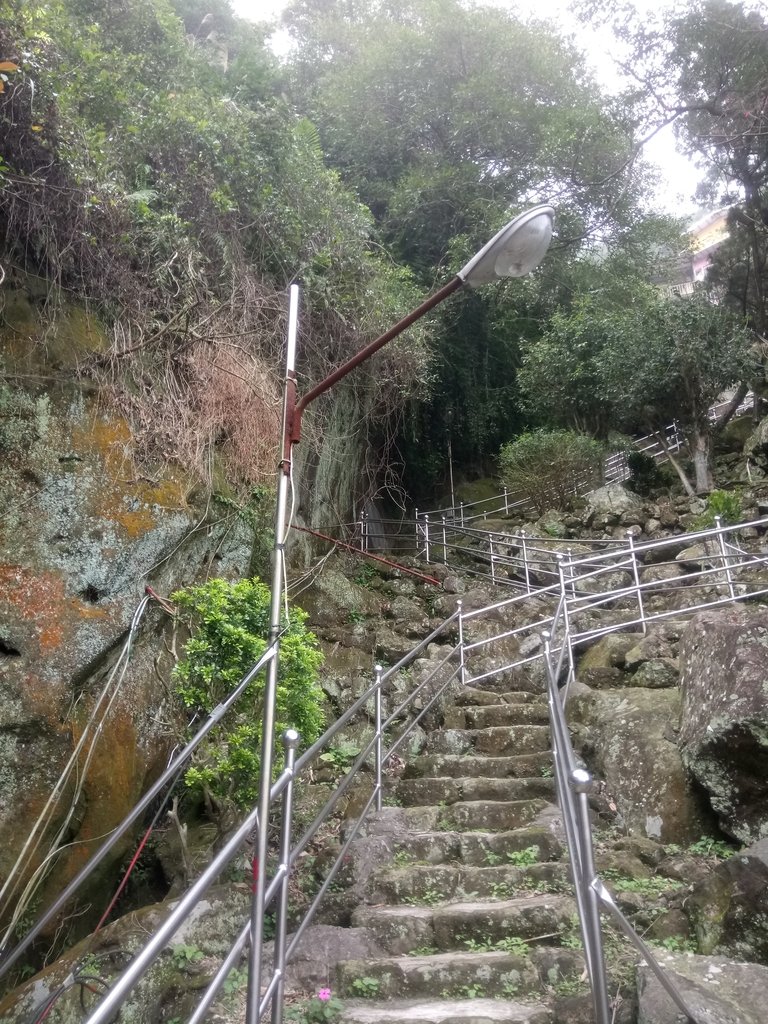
[172,577,324,811]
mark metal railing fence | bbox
[418,393,754,526]
[59,612,463,1024]
[6,516,768,1024]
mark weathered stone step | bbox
[396,776,555,807]
[351,895,576,954]
[336,947,583,1001]
[393,826,562,866]
[339,997,553,1024]
[397,799,547,834]
[446,798,548,832]
[427,726,551,757]
[444,704,549,730]
[366,861,571,905]
[454,688,544,707]
[404,753,552,780]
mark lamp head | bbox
[458,204,555,287]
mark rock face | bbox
[0,376,250,939]
[679,606,768,843]
[568,684,712,844]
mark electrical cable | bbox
[0,595,152,949]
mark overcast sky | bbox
[230,0,701,215]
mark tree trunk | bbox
[692,426,714,494]
[653,429,696,496]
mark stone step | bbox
[427,726,551,757]
[404,753,552,780]
[447,798,549,832]
[443,704,549,730]
[339,997,553,1024]
[351,895,576,955]
[396,776,555,807]
[392,826,562,866]
[336,948,584,1001]
[366,861,571,905]
[397,799,547,834]
[453,688,544,708]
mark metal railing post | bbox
[627,531,647,634]
[714,516,735,599]
[503,486,509,514]
[460,501,465,527]
[442,516,448,563]
[521,530,530,594]
[374,665,384,812]
[566,548,576,598]
[272,729,301,1024]
[556,555,575,690]
[489,533,496,584]
[414,508,419,551]
[363,511,369,553]
[457,600,466,685]
[424,514,431,563]
[570,769,612,1024]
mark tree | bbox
[577,1,768,382]
[282,0,654,493]
[520,288,755,493]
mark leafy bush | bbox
[172,577,324,810]
[498,430,603,513]
[690,489,742,531]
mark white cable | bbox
[0,595,151,948]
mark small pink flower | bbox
[317,988,332,1002]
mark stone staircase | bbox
[334,684,588,1024]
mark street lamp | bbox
[246,204,555,1023]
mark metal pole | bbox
[556,556,575,692]
[489,534,496,584]
[414,508,419,551]
[460,501,465,527]
[271,730,301,1024]
[442,516,448,564]
[374,665,384,812]
[504,487,509,514]
[570,769,612,1024]
[246,284,299,1024]
[521,530,530,594]
[627,531,646,634]
[457,600,466,686]
[447,434,455,517]
[424,514,431,564]
[714,516,735,599]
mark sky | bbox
[231,0,701,216]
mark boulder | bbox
[584,483,642,519]
[679,606,768,843]
[629,659,679,689]
[684,838,768,961]
[637,952,768,1024]
[569,685,711,844]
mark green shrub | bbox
[499,430,603,513]
[690,489,742,531]
[172,577,324,810]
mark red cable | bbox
[293,525,441,586]
[93,821,154,934]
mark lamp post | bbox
[246,204,555,1024]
